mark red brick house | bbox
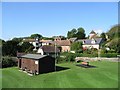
[17,54,55,74]
[52,40,71,52]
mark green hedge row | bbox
[2,57,17,68]
[56,52,118,63]
[100,53,118,58]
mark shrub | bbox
[100,53,117,57]
[2,57,17,68]
[56,56,66,63]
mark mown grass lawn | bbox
[1,61,118,88]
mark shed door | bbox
[18,59,21,68]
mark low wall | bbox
[75,57,120,62]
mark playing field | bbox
[1,61,118,88]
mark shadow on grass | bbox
[39,66,70,74]
[55,66,70,71]
[76,64,97,68]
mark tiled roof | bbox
[54,40,71,46]
[22,39,53,43]
[40,45,60,53]
[69,37,77,42]
[22,39,35,42]
[77,38,103,45]
[90,30,96,34]
[41,39,53,43]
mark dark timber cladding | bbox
[18,54,55,74]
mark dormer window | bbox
[83,40,85,44]
[91,38,96,44]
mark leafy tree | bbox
[100,32,107,41]
[67,28,77,39]
[107,25,120,40]
[105,25,120,53]
[108,38,120,53]
[30,34,42,39]
[19,42,33,53]
[67,27,85,39]
[2,57,17,68]
[12,37,23,42]
[2,40,20,56]
[76,27,86,39]
[70,42,83,53]
[0,39,5,46]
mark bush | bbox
[65,53,76,62]
[100,53,117,58]
[2,57,17,68]
[56,56,66,63]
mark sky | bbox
[1,2,118,40]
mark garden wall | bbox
[75,57,120,62]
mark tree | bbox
[76,27,86,39]
[30,34,42,39]
[12,37,23,42]
[0,39,5,46]
[19,42,33,53]
[2,40,20,56]
[100,32,107,41]
[67,27,86,39]
[105,24,120,53]
[67,28,77,39]
[70,42,83,53]
[107,25,120,40]
[108,38,120,53]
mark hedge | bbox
[57,52,118,63]
[2,57,17,68]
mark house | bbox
[89,30,97,39]
[41,39,53,46]
[22,38,53,51]
[81,38,103,49]
[17,54,55,74]
[53,40,71,52]
[37,45,60,57]
[69,37,78,42]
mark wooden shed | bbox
[17,54,55,74]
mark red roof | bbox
[40,45,60,53]
[54,40,71,46]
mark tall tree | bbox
[67,28,77,39]
[76,27,86,39]
[2,40,20,56]
[107,25,120,40]
[67,27,85,39]
[30,34,42,39]
[100,32,107,41]
[19,42,33,53]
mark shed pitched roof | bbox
[40,45,60,53]
[20,54,47,60]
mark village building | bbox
[37,45,60,57]
[69,37,78,42]
[77,38,103,50]
[52,40,71,52]
[22,38,53,51]
[89,30,97,39]
[17,54,55,75]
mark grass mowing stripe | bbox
[2,61,118,88]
